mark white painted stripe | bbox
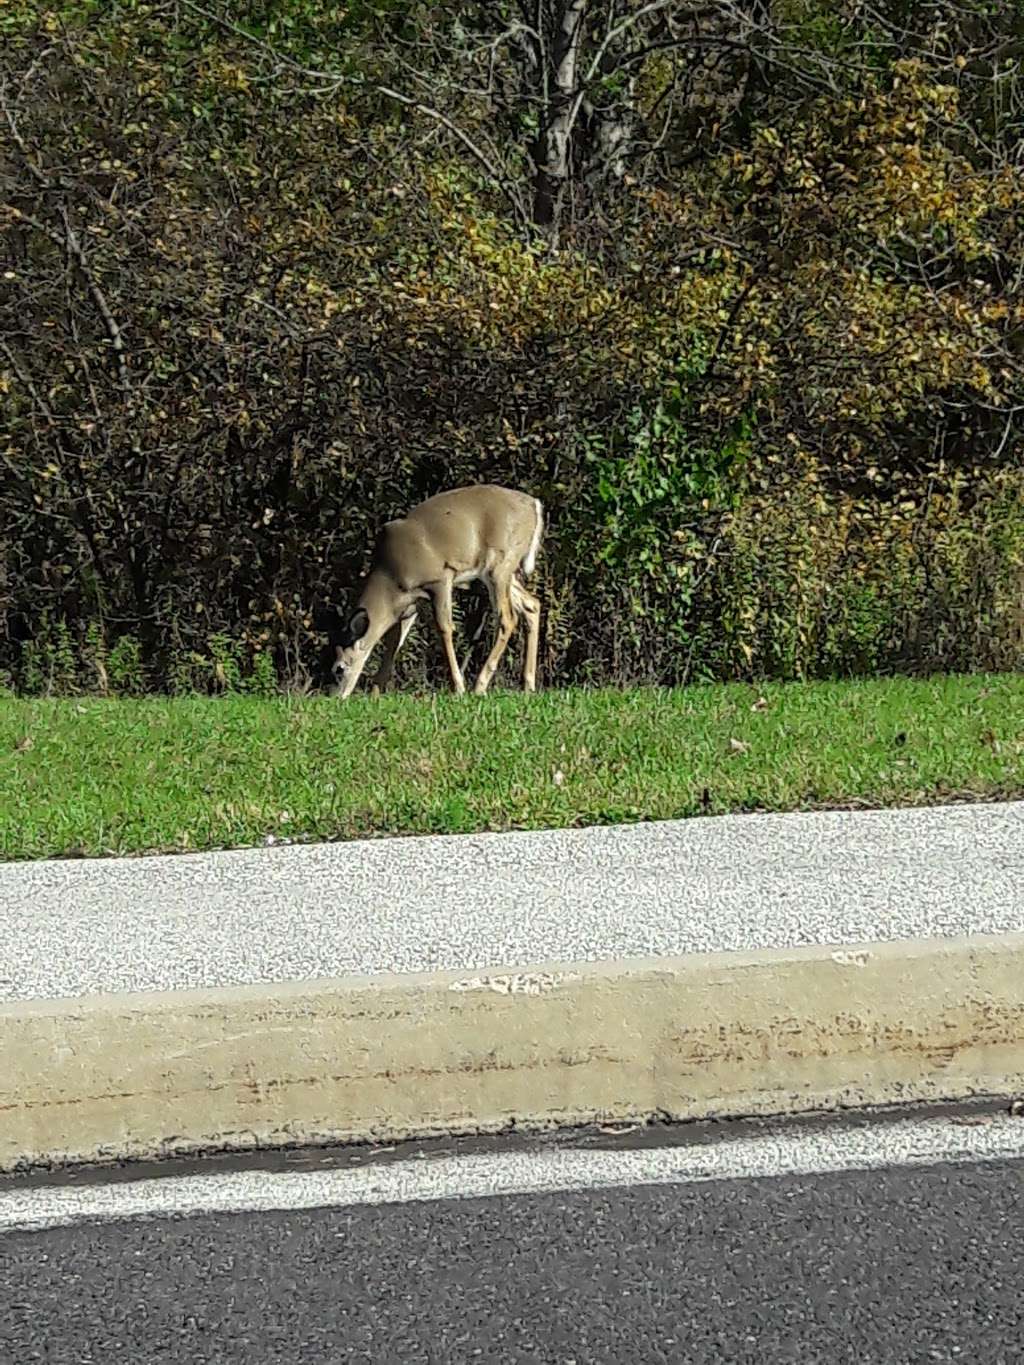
[1,1116,1021,1235]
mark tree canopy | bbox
[2,1,1022,690]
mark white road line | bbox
[2,1115,1022,1235]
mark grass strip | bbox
[1,674,1022,860]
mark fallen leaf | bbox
[13,736,33,752]
[729,738,750,754]
[980,728,1001,754]
[552,769,565,786]
[750,696,769,712]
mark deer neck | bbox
[358,570,407,639]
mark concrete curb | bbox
[3,931,1024,1174]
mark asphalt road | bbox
[2,1115,1022,1363]
[2,801,1022,1001]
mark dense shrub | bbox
[1,2,1021,693]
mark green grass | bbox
[1,674,1022,860]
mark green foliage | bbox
[82,622,109,694]
[247,648,280,697]
[18,615,79,697]
[167,650,213,697]
[574,356,754,673]
[107,637,147,696]
[207,632,244,693]
[2,1,1022,694]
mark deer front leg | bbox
[336,646,373,699]
[430,577,466,694]
[334,611,391,699]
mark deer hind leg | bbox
[458,583,490,680]
[429,576,466,695]
[370,611,415,695]
[510,577,541,693]
[473,571,519,696]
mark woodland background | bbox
[2,0,1022,694]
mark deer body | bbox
[327,484,544,698]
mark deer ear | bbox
[348,607,370,643]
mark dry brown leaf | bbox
[980,728,1001,753]
[729,738,750,754]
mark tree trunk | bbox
[532,0,588,238]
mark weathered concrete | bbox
[2,802,1023,1002]
[4,931,1024,1173]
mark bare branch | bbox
[180,0,531,233]
[4,91,132,395]
[566,0,717,143]
[9,205,131,395]
[374,84,532,231]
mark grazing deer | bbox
[320,484,544,698]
